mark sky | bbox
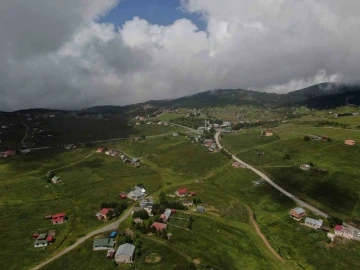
[1,0,360,111]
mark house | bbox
[107,249,115,259]
[176,188,188,197]
[3,150,15,157]
[128,186,146,201]
[122,156,131,164]
[264,130,273,136]
[196,205,206,213]
[98,208,111,220]
[151,222,168,232]
[161,208,172,222]
[21,149,31,155]
[51,176,62,184]
[34,233,54,248]
[304,217,323,230]
[182,200,193,207]
[173,133,179,137]
[300,164,311,171]
[93,238,116,251]
[111,151,119,157]
[52,213,66,224]
[115,243,135,264]
[289,207,306,221]
[189,191,196,196]
[223,126,232,133]
[105,149,112,155]
[131,158,141,168]
[334,225,353,239]
[167,233,173,240]
[119,192,127,199]
[95,148,104,153]
[140,198,153,209]
[222,121,231,127]
[345,140,356,146]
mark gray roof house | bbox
[93,238,116,251]
[304,217,323,230]
[127,186,146,201]
[161,208,172,222]
[196,205,205,213]
[115,243,135,264]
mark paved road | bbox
[30,206,134,270]
[215,132,328,218]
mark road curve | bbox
[215,132,328,218]
[30,206,134,270]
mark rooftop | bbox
[115,243,135,257]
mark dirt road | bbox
[246,206,284,262]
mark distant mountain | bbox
[5,83,360,114]
[146,83,360,109]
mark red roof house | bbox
[52,213,66,224]
[151,222,168,231]
[99,208,111,219]
[171,209,177,213]
[46,236,54,243]
[119,193,127,199]
[176,188,188,197]
[4,150,15,156]
[345,140,356,146]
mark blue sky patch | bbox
[99,0,206,31]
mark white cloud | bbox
[0,0,360,110]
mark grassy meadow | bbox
[221,124,360,224]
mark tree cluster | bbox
[100,201,128,219]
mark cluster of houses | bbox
[33,229,56,248]
[92,231,136,264]
[289,207,358,241]
[32,213,66,248]
[176,188,205,213]
[204,139,218,152]
[95,148,141,167]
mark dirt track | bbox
[246,206,284,262]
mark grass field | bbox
[2,117,360,270]
[155,113,187,122]
[0,146,163,270]
[221,124,360,224]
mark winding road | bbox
[21,121,30,147]
[215,132,328,218]
[30,206,134,270]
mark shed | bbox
[196,205,206,213]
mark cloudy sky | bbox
[1,0,359,111]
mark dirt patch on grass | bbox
[193,258,201,265]
[145,253,162,263]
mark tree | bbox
[327,137,332,142]
[141,134,146,139]
[304,135,310,141]
[123,235,133,243]
[309,162,314,167]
